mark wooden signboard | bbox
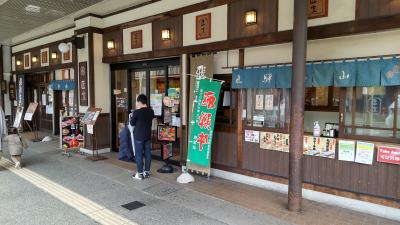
[130,30,143,49]
[24,102,38,121]
[196,13,211,40]
[79,62,88,106]
[308,0,329,19]
[8,82,15,100]
[13,107,24,128]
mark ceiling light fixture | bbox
[25,4,41,13]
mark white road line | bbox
[0,158,139,225]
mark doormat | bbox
[121,201,145,211]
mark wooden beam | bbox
[236,49,244,169]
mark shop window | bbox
[343,86,400,141]
[244,88,290,130]
[305,87,340,111]
[214,74,236,125]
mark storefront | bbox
[110,57,182,163]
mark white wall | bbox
[93,33,110,113]
[243,29,400,66]
[123,23,152,55]
[102,0,207,28]
[213,50,239,74]
[12,29,75,53]
[183,5,228,46]
[278,0,356,31]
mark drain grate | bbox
[121,201,145,211]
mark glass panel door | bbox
[113,70,128,149]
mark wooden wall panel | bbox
[228,0,278,39]
[152,16,183,51]
[211,130,237,167]
[103,30,123,58]
[49,44,61,66]
[242,142,400,200]
[30,49,41,69]
[357,0,400,20]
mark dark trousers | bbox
[134,139,151,173]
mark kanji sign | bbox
[308,0,328,19]
[377,146,400,165]
[187,78,222,168]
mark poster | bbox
[61,116,84,149]
[338,140,356,162]
[319,137,336,159]
[13,107,24,128]
[255,95,264,110]
[303,136,320,156]
[282,134,290,152]
[157,125,177,142]
[355,141,375,165]
[245,130,260,143]
[24,102,38,121]
[162,143,173,160]
[265,94,274,110]
[187,79,222,168]
[377,146,400,165]
[260,132,273,150]
[150,94,163,116]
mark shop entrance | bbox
[111,57,182,164]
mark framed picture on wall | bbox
[61,43,73,64]
[308,0,329,19]
[40,48,49,67]
[79,62,88,106]
[1,80,6,92]
[23,52,31,69]
[196,13,211,40]
[9,82,16,101]
[130,30,143,49]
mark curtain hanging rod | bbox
[221,53,400,69]
[185,73,225,83]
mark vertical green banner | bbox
[187,78,222,169]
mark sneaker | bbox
[143,171,150,178]
[132,172,144,180]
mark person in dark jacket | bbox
[130,94,154,180]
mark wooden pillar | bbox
[288,0,308,212]
[237,49,244,168]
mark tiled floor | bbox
[103,152,400,225]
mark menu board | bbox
[61,116,84,150]
[260,132,289,152]
[82,108,102,125]
[162,143,173,160]
[13,107,24,128]
[377,146,400,165]
[338,140,356,162]
[355,141,375,165]
[157,125,177,142]
[24,102,38,121]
